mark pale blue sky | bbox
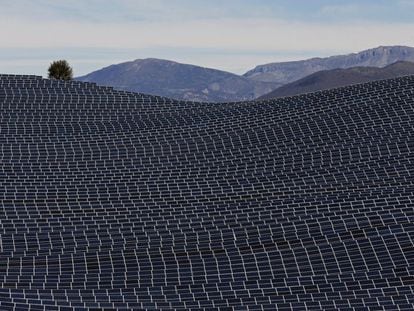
[1,0,414,76]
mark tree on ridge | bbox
[48,60,73,80]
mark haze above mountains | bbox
[78,46,414,102]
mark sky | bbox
[1,0,414,76]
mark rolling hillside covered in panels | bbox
[0,74,413,310]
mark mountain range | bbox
[77,58,276,102]
[260,61,414,99]
[78,46,414,102]
[245,46,414,84]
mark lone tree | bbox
[48,60,73,80]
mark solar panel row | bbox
[0,74,413,310]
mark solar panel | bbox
[0,74,413,310]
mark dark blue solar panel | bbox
[0,74,413,310]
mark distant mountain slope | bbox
[245,46,414,85]
[259,61,414,99]
[78,46,414,102]
[77,58,277,102]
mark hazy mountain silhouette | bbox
[245,46,414,85]
[77,58,277,102]
[259,61,414,99]
[77,46,414,102]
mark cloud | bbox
[398,0,414,7]
[1,17,414,51]
[0,0,284,23]
[320,4,361,16]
